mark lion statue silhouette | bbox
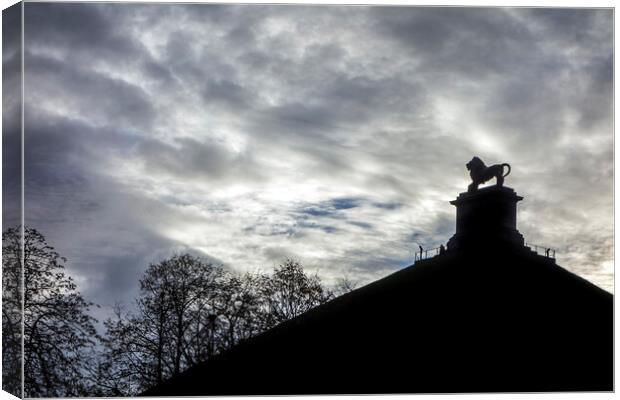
[466,156,511,192]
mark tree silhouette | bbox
[211,272,268,350]
[99,255,348,395]
[260,258,333,327]
[99,254,226,394]
[2,226,22,397]
[332,276,358,298]
[2,226,355,397]
[2,227,99,397]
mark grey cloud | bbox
[21,116,229,310]
[576,54,613,130]
[524,8,610,44]
[429,213,454,243]
[25,3,142,61]
[372,202,403,210]
[19,3,613,315]
[262,246,297,265]
[2,124,21,228]
[295,197,366,219]
[372,8,535,78]
[203,78,257,109]
[25,52,156,131]
[301,207,338,218]
[348,221,374,230]
[182,4,253,25]
[164,32,199,64]
[345,247,412,275]
[2,4,22,228]
[244,223,296,238]
[311,76,429,128]
[225,23,260,49]
[329,198,365,210]
[24,3,173,109]
[36,206,226,310]
[237,50,272,72]
[133,136,264,183]
[2,4,21,53]
[405,213,452,249]
[369,7,612,152]
[297,220,338,234]
[23,112,139,184]
[142,59,175,86]
[261,102,346,136]
[249,67,430,141]
[162,32,241,88]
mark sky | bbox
[3,3,613,319]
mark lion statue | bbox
[466,156,511,192]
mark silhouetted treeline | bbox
[2,227,100,397]
[2,227,355,397]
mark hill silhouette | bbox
[143,184,612,395]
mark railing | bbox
[413,242,556,262]
[413,242,556,263]
[525,242,556,258]
[414,246,444,262]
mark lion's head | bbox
[466,156,485,173]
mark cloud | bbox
[2,4,22,228]
[24,3,144,61]
[132,136,265,184]
[25,52,156,131]
[20,2,614,316]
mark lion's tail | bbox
[502,163,511,177]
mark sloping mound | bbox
[144,245,612,395]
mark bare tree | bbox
[2,226,22,397]
[260,259,333,328]
[332,276,358,297]
[2,224,363,397]
[2,226,99,397]
[99,256,347,395]
[99,254,226,395]
[214,272,268,349]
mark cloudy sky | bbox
[5,3,613,317]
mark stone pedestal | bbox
[447,186,525,251]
